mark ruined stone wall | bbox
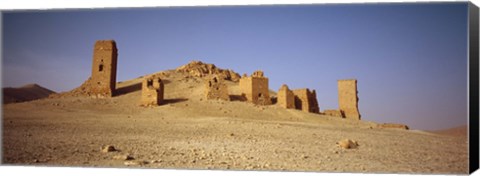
[323,109,344,117]
[292,89,319,113]
[338,79,361,120]
[277,84,295,109]
[377,123,409,130]
[89,40,118,97]
[239,71,271,105]
[140,76,164,106]
[205,76,230,101]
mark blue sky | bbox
[2,3,469,130]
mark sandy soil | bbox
[2,70,468,174]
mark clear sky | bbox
[2,3,469,130]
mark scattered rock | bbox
[124,160,148,166]
[101,145,116,153]
[113,154,134,160]
[336,139,359,149]
[149,159,162,164]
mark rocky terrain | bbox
[3,84,56,104]
[2,62,469,174]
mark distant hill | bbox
[3,84,56,104]
[430,125,467,137]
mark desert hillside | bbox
[430,125,468,138]
[2,62,468,174]
[3,84,56,104]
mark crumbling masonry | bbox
[277,84,295,109]
[338,79,361,120]
[292,88,320,113]
[77,40,119,97]
[205,76,230,101]
[140,75,164,106]
[323,109,344,117]
[239,70,271,105]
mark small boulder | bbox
[101,145,116,153]
[124,160,148,166]
[336,139,359,149]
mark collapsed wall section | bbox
[205,76,230,101]
[277,84,295,109]
[140,76,164,106]
[292,88,319,113]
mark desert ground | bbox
[2,68,468,174]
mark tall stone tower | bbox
[90,40,118,97]
[239,70,271,105]
[338,79,361,120]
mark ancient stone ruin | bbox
[323,109,344,117]
[277,84,295,109]
[204,76,230,101]
[52,40,118,98]
[88,40,118,96]
[239,70,271,105]
[140,75,164,106]
[338,79,361,120]
[292,88,320,113]
[377,123,409,130]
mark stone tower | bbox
[277,84,295,109]
[140,75,164,106]
[292,88,319,113]
[338,79,361,120]
[239,70,271,105]
[90,40,118,97]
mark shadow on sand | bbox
[229,94,247,102]
[115,82,141,96]
[162,98,188,105]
